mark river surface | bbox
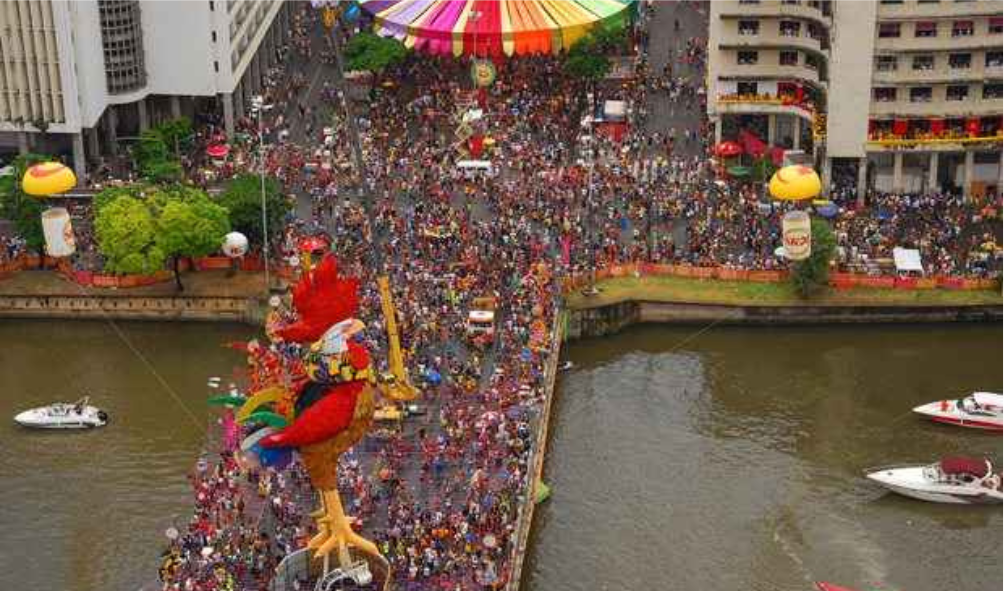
[0,320,255,591]
[1,321,1001,591]
[524,324,1002,591]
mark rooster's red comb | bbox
[276,254,359,343]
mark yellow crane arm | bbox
[376,275,419,402]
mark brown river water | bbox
[1,320,1000,591]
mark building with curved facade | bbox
[707,0,1002,200]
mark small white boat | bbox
[559,361,575,372]
[14,397,109,429]
[866,457,1002,504]
[912,391,1002,431]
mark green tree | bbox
[0,153,54,258]
[217,173,290,250]
[344,32,408,87]
[133,129,183,184]
[157,190,230,291]
[154,117,194,157]
[94,194,165,275]
[790,217,837,298]
[564,32,613,113]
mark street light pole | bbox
[252,95,274,292]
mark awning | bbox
[360,0,635,57]
[939,456,989,478]
[892,247,923,273]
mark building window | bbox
[914,21,937,37]
[779,50,799,66]
[738,0,760,4]
[909,87,933,102]
[983,83,1003,99]
[948,53,971,69]
[738,20,759,36]
[986,51,1003,68]
[912,55,935,70]
[879,0,903,4]
[946,85,969,101]
[951,21,974,37]
[878,23,901,38]
[209,0,214,10]
[737,51,759,65]
[917,0,939,3]
[779,21,801,37]
[875,55,898,71]
[737,81,759,95]
[781,0,799,5]
[211,30,217,43]
[214,60,219,72]
[873,87,897,102]
[989,17,1002,34]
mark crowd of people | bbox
[21,2,986,587]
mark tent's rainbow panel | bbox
[359,0,634,57]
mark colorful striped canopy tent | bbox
[359,0,636,57]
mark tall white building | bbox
[0,0,292,180]
[707,0,1003,200]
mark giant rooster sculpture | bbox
[235,254,387,581]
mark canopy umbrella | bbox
[714,141,742,158]
[726,165,752,178]
[813,201,839,218]
[360,0,636,57]
[206,144,230,159]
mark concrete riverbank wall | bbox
[505,312,563,591]
[0,293,266,324]
[567,300,1003,339]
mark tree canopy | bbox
[217,173,290,249]
[563,28,618,83]
[94,194,165,275]
[131,117,192,184]
[0,153,55,254]
[345,32,408,75]
[157,190,230,290]
[93,184,230,287]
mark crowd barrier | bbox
[562,262,997,294]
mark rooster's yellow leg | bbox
[313,488,381,567]
[306,494,331,550]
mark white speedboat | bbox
[912,391,1002,431]
[14,397,108,429]
[866,457,1002,504]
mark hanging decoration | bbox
[22,162,76,197]
[222,232,250,258]
[41,207,77,257]
[22,162,78,258]
[781,210,812,261]
[471,59,497,88]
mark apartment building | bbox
[0,0,292,181]
[707,0,1002,200]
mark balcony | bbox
[876,0,1001,19]
[874,30,1000,52]
[719,61,825,86]
[872,63,1000,84]
[870,95,1003,117]
[718,0,831,27]
[715,93,818,123]
[719,29,828,55]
